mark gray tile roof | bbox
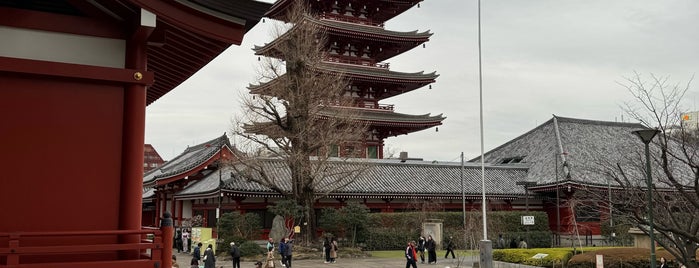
[211,158,528,198]
[471,116,649,186]
[318,106,445,126]
[143,134,231,184]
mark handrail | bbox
[0,227,165,267]
[0,229,161,237]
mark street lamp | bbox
[516,181,537,246]
[632,128,660,268]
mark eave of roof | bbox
[319,106,445,126]
[143,134,233,186]
[265,0,423,23]
[127,0,272,105]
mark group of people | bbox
[407,235,457,267]
[322,236,339,263]
[187,242,215,268]
[496,234,528,249]
[174,228,191,253]
[264,237,294,268]
[412,235,439,265]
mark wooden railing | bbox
[0,227,168,268]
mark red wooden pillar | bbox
[119,9,154,259]
[161,212,174,268]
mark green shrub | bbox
[363,211,550,250]
[493,248,574,267]
[238,241,266,257]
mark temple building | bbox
[143,115,664,247]
[252,0,445,159]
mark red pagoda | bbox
[253,0,445,159]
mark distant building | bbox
[144,144,165,172]
[681,111,699,130]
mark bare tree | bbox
[230,1,369,243]
[580,72,698,267]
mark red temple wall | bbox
[0,74,124,233]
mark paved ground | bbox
[173,251,541,268]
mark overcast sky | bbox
[145,0,699,162]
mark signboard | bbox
[532,253,548,259]
[521,216,535,225]
[596,254,604,268]
[191,227,216,253]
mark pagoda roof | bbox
[143,134,234,186]
[319,106,445,129]
[174,157,527,200]
[253,15,431,62]
[265,0,423,23]
[248,61,437,98]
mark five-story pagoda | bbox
[251,0,444,159]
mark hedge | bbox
[363,211,551,250]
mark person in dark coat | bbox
[444,236,455,259]
[278,238,287,267]
[416,236,426,264]
[323,237,331,263]
[509,238,518,249]
[192,242,202,266]
[203,244,215,268]
[425,235,437,264]
[229,242,241,268]
[282,238,293,268]
[405,240,418,268]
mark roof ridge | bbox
[554,115,646,128]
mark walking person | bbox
[405,240,418,268]
[278,238,287,267]
[282,238,293,268]
[192,242,202,266]
[518,238,528,249]
[329,237,338,263]
[426,235,437,264]
[417,236,426,264]
[175,229,183,253]
[444,236,455,259]
[182,229,190,253]
[229,242,241,268]
[497,234,505,249]
[202,244,215,268]
[323,237,332,263]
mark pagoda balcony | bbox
[319,13,384,27]
[325,57,390,69]
[359,102,394,111]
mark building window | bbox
[499,156,525,164]
[367,146,378,159]
[329,145,339,157]
[575,203,600,222]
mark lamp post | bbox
[632,129,660,268]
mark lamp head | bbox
[632,129,660,144]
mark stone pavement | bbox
[173,251,541,268]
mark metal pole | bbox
[477,0,493,267]
[644,142,656,268]
[462,152,466,228]
[555,153,560,247]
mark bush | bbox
[238,241,266,257]
[493,248,575,267]
[567,248,676,268]
[363,211,551,250]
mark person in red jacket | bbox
[405,240,418,268]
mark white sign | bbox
[532,253,548,259]
[595,254,604,268]
[522,216,535,225]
